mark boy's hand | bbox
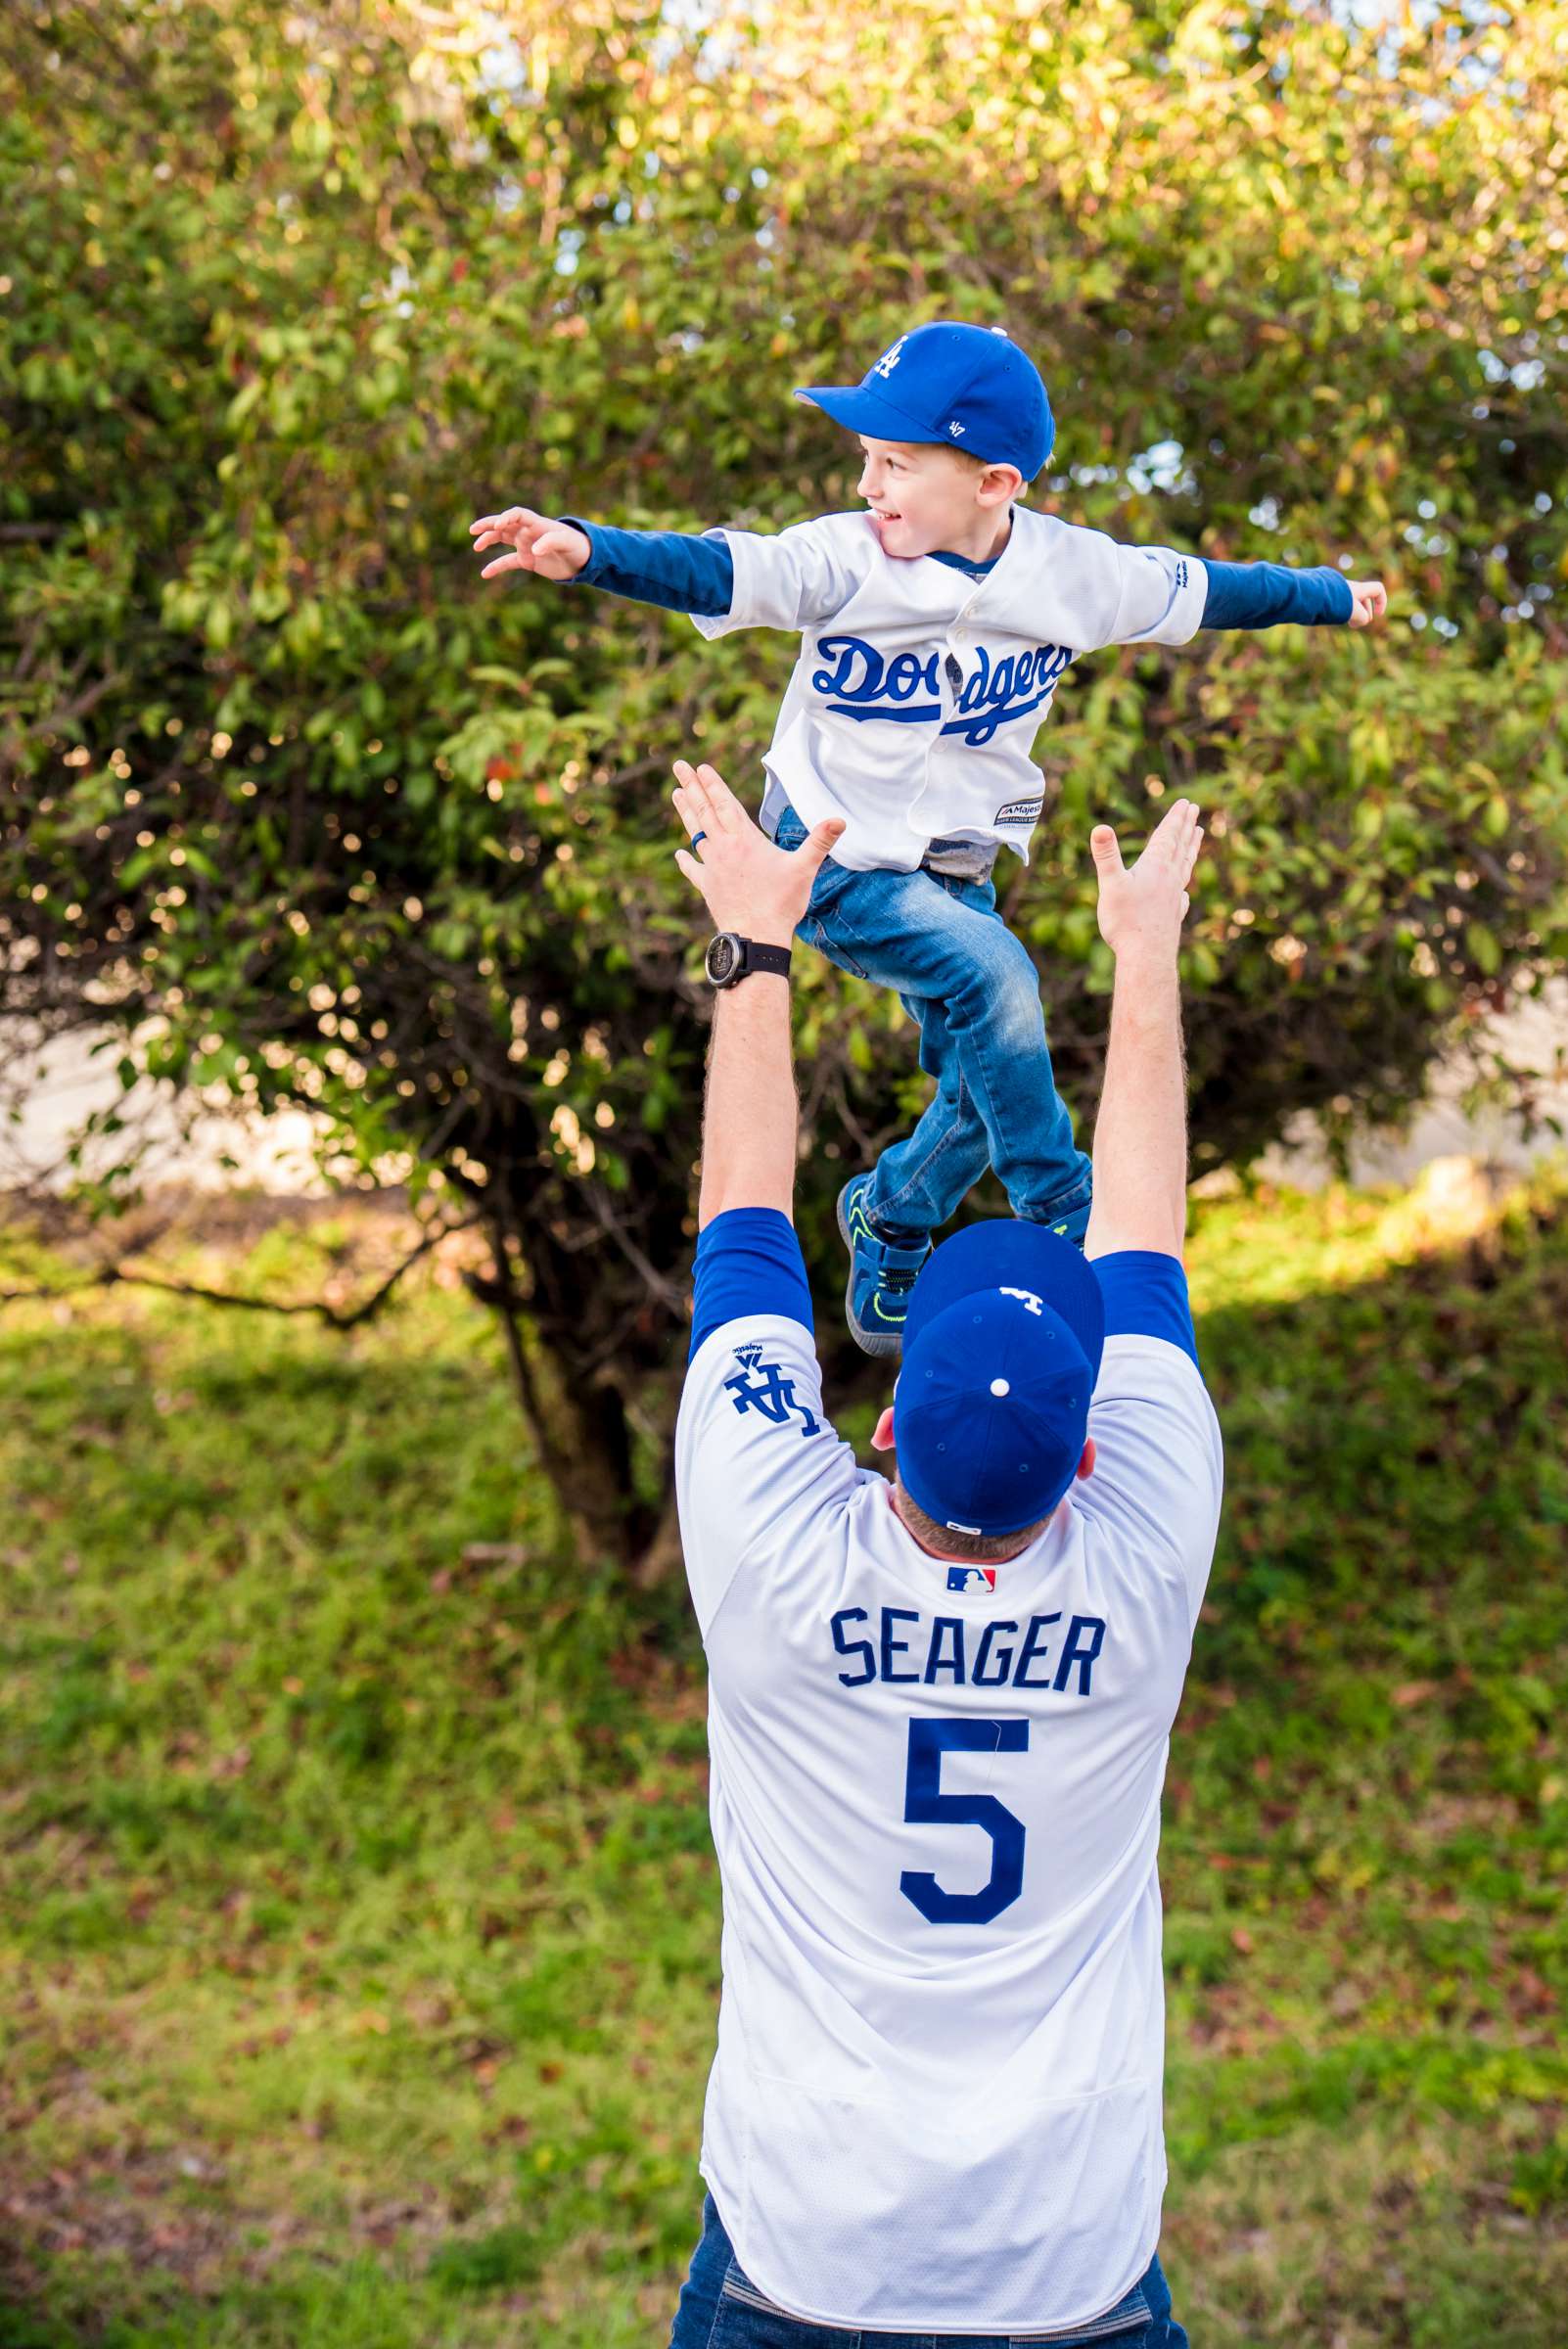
[1346,577,1387,627]
[1090,798,1204,964]
[671,760,844,948]
[469,507,590,581]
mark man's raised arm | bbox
[668,761,857,1630]
[668,760,844,1227]
[1083,799,1205,1266]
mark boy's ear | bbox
[978,461,1023,506]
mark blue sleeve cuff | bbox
[1092,1251,1200,1371]
[559,519,735,620]
[1199,558,1354,630]
[689,1207,813,1361]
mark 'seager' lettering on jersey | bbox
[829,1603,1107,1694]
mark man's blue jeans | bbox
[669,2192,1189,2347]
[771,806,1092,1248]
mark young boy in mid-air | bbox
[471,320,1386,1355]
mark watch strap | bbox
[738,940,793,980]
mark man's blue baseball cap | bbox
[796,321,1053,482]
[894,1221,1105,1540]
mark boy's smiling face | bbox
[855,435,1021,564]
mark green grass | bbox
[2,1174,1566,2345]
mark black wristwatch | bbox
[704,933,794,989]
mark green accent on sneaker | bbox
[837,1174,931,1359]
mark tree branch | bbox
[18,667,128,744]
[581,1178,686,1317]
[0,1214,478,1328]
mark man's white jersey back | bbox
[675,1253,1222,2336]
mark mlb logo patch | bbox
[945,1566,997,1593]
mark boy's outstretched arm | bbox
[1198,557,1386,631]
[469,506,735,617]
[1099,539,1385,653]
[469,505,867,633]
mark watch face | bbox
[706,934,740,986]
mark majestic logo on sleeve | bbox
[809,636,1075,747]
[724,1347,820,1438]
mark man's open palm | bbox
[671,760,843,946]
[1090,799,1204,960]
[469,506,590,581]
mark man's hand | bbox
[469,506,590,581]
[1346,577,1387,627]
[671,760,844,948]
[1090,799,1204,963]
[1084,800,1205,1264]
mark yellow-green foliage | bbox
[3,0,1566,1182]
[5,0,1567,1547]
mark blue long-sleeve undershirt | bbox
[1198,557,1353,627]
[558,516,1355,630]
[562,517,735,617]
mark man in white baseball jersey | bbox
[664,756,1220,2344]
[473,320,1385,1357]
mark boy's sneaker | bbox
[836,1174,931,1358]
[1038,1195,1092,1251]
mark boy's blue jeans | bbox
[770,805,1092,1247]
[669,2192,1188,2347]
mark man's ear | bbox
[872,1405,896,1452]
[1076,1436,1096,1482]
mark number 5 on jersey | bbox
[900,1718,1029,1925]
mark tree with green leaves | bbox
[3,0,1565,1564]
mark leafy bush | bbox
[3,0,1565,1551]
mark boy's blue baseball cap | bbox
[894,1221,1104,1540]
[796,321,1053,481]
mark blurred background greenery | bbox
[2,0,1566,2340]
[3,0,1565,1553]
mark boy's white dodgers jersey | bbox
[674,1213,1224,2336]
[691,504,1207,871]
